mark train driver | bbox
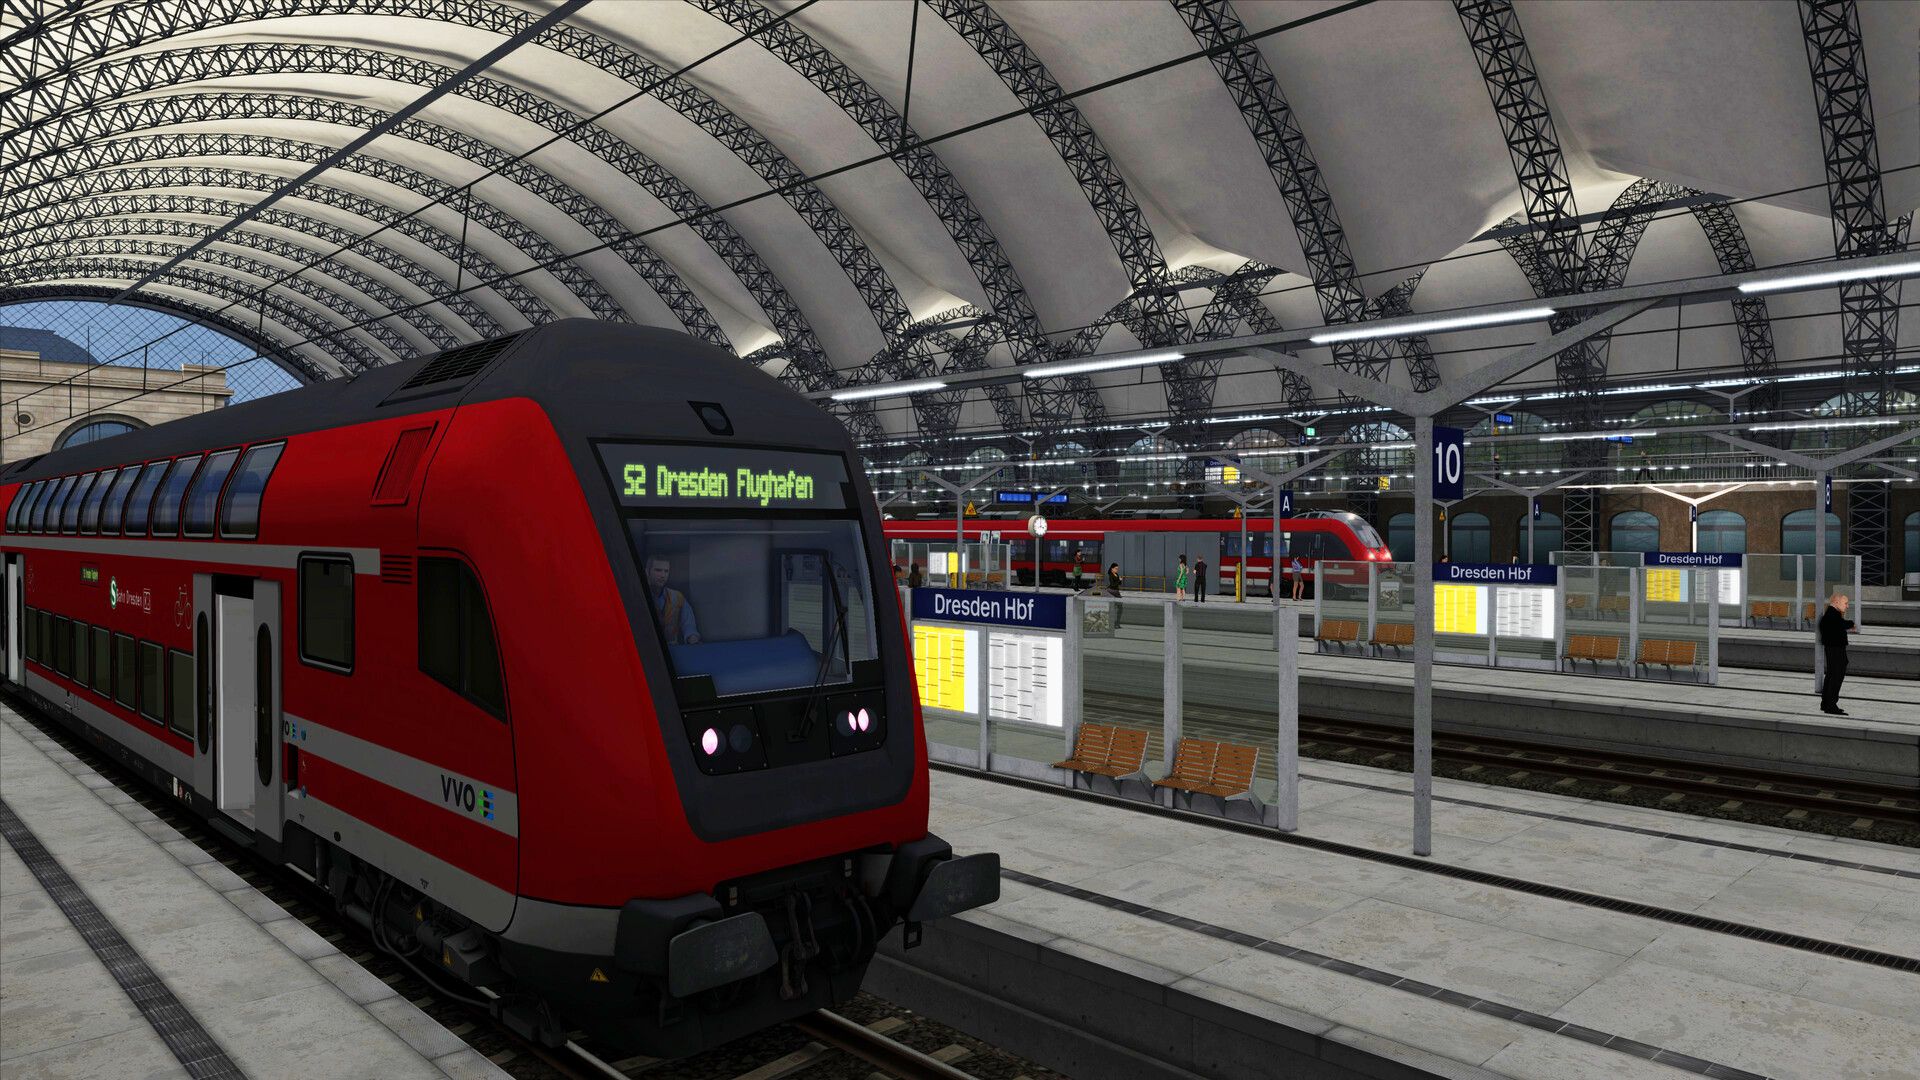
[646,554,702,645]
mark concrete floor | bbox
[929,760,1920,1080]
[0,704,506,1080]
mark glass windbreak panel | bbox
[99,465,144,535]
[1179,600,1278,809]
[149,455,200,536]
[79,468,120,533]
[219,442,284,539]
[182,449,240,537]
[122,461,169,535]
[626,518,878,697]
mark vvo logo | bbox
[439,774,498,823]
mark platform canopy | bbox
[2,0,1916,442]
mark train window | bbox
[33,475,73,533]
[255,627,274,785]
[53,616,72,678]
[122,461,170,536]
[218,442,284,540]
[11,481,43,532]
[74,622,89,687]
[61,472,99,534]
[182,449,241,538]
[196,615,211,750]
[1320,534,1356,561]
[168,649,194,739]
[24,608,38,664]
[626,517,879,698]
[114,634,136,707]
[138,641,165,723]
[79,468,120,534]
[148,454,201,537]
[298,554,354,672]
[418,557,505,718]
[91,627,111,694]
[99,466,144,535]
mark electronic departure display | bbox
[597,442,851,511]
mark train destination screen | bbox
[598,443,851,511]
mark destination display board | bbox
[1495,585,1556,640]
[988,632,1064,728]
[597,443,851,510]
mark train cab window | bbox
[298,555,354,672]
[33,475,74,533]
[418,557,505,718]
[148,455,201,537]
[182,449,241,538]
[121,460,169,536]
[91,627,111,694]
[99,466,144,535]
[61,472,99,534]
[79,468,120,534]
[138,641,165,723]
[113,634,137,707]
[168,649,194,738]
[218,442,284,539]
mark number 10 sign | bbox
[1433,426,1465,501]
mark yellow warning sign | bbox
[964,500,978,516]
[589,968,610,984]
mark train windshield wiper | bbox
[793,555,850,740]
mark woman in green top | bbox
[1174,554,1189,600]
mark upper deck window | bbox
[121,461,169,536]
[149,454,201,537]
[79,467,121,534]
[7,481,42,532]
[218,443,284,540]
[59,473,98,533]
[31,477,70,533]
[99,466,144,535]
[182,450,240,538]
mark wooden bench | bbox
[1153,738,1264,821]
[1565,594,1591,612]
[1315,619,1362,653]
[1370,622,1414,656]
[1748,600,1792,627]
[1562,634,1623,672]
[1051,722,1150,794]
[1636,638,1701,677]
[1597,595,1630,618]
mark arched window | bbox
[965,446,1008,468]
[1905,511,1920,576]
[1344,421,1413,473]
[1696,509,1746,554]
[1121,434,1177,482]
[1048,441,1091,487]
[1469,410,1555,472]
[1224,427,1290,475]
[1387,513,1413,563]
[1450,512,1491,563]
[1610,510,1661,553]
[56,416,144,449]
[1781,510,1844,555]
[1517,511,1562,563]
[1630,401,1722,464]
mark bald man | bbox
[1818,591,1854,715]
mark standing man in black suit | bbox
[1818,591,1854,715]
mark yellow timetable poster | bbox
[1433,583,1487,635]
[1645,568,1685,603]
[912,624,973,712]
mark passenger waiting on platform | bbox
[1288,554,1306,601]
[1635,450,1653,482]
[908,562,924,589]
[892,563,902,585]
[646,555,701,645]
[1107,563,1123,594]
[1071,555,1087,590]
[1174,555,1189,600]
[1194,557,1208,603]
[1818,590,1855,715]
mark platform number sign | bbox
[1433,426,1465,501]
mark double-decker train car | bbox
[0,321,997,1057]
[884,512,1392,592]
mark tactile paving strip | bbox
[0,796,247,1080]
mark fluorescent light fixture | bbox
[1746,417,1907,432]
[1737,257,1920,294]
[1308,306,1556,345]
[830,378,948,401]
[1538,430,1656,442]
[1024,350,1186,378]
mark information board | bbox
[911,588,1068,631]
[912,624,977,713]
[988,632,1063,728]
[1494,586,1556,640]
[1434,583,1487,635]
[598,442,850,510]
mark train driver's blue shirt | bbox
[655,587,700,644]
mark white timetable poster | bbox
[988,632,1064,728]
[1494,586,1556,639]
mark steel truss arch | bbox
[2,256,381,374]
[7,219,461,353]
[2,0,919,382]
[927,0,1195,427]
[3,44,844,388]
[4,157,560,332]
[0,283,324,386]
[1191,262,1313,411]
[3,239,409,367]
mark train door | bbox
[250,582,284,846]
[214,582,256,825]
[4,555,20,684]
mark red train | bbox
[884,513,1392,592]
[0,322,996,1056]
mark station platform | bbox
[0,703,506,1080]
[1083,623,1920,787]
[874,759,1920,1080]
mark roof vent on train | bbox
[380,332,525,405]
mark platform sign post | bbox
[1412,416,1436,857]
[1813,471,1827,694]
[1275,602,1298,833]
[1433,425,1465,502]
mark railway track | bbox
[7,697,1062,1080]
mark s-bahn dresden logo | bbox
[109,577,119,609]
[107,577,154,613]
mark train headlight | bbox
[684,707,768,774]
[701,728,720,756]
[826,695,886,757]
